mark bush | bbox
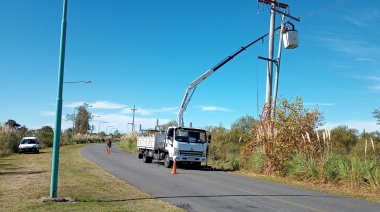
[323,154,350,182]
[286,153,318,180]
[7,133,21,153]
[119,137,138,154]
[249,147,267,173]
[350,157,378,187]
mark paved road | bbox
[81,143,380,212]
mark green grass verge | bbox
[0,144,183,212]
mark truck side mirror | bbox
[208,135,212,143]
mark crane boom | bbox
[178,25,285,127]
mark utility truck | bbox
[137,126,210,169]
[137,26,289,168]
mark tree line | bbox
[0,103,121,156]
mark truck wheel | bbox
[138,153,143,159]
[164,154,172,168]
[142,152,149,163]
[143,151,152,163]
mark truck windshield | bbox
[175,128,206,143]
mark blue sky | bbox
[1,0,379,133]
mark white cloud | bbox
[90,101,127,109]
[304,102,335,107]
[79,113,170,133]
[316,33,380,65]
[322,120,379,132]
[343,16,363,27]
[344,8,380,27]
[121,106,178,116]
[200,106,233,112]
[369,85,380,91]
[40,111,55,116]
[63,101,127,109]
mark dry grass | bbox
[234,170,380,203]
[0,144,183,212]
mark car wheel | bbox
[18,151,22,154]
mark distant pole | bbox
[50,0,68,198]
[71,107,78,145]
[131,105,137,131]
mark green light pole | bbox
[50,0,68,198]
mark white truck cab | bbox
[137,126,210,169]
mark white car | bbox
[18,137,40,154]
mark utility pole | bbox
[259,0,289,111]
[131,105,137,131]
[258,0,302,120]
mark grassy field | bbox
[0,144,183,212]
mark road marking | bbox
[186,174,327,212]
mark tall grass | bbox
[119,132,138,154]
[286,153,318,180]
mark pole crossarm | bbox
[258,0,288,9]
[271,7,300,22]
[258,56,279,66]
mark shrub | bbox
[7,133,21,153]
[323,154,350,182]
[286,153,318,180]
[119,136,138,154]
[245,97,325,176]
[249,147,267,173]
[350,157,378,187]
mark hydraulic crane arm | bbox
[178,24,286,127]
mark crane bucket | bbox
[283,30,299,49]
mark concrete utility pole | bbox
[131,105,137,131]
[265,1,276,107]
[259,0,289,108]
[258,0,300,118]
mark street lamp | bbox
[98,121,108,134]
[110,128,117,134]
[64,80,92,84]
[50,0,68,199]
[106,126,114,135]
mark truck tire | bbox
[164,154,172,168]
[138,153,143,159]
[143,151,152,163]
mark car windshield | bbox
[21,139,37,144]
[175,129,206,143]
